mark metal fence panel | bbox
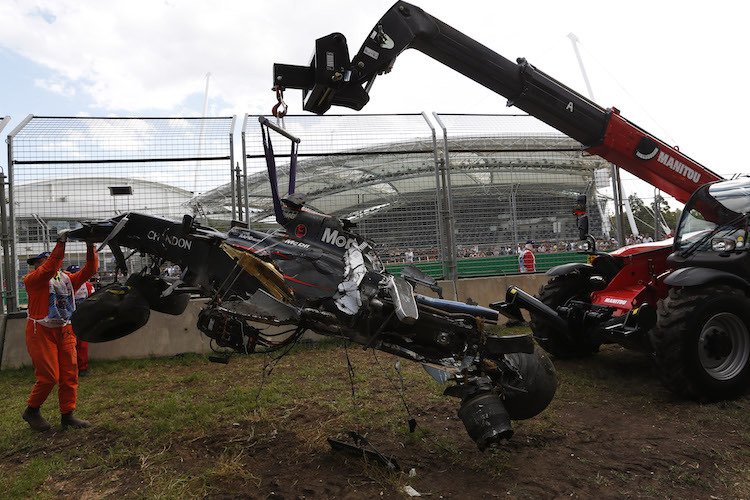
[240,114,442,266]
[2,112,614,310]
[239,113,611,278]
[6,116,235,309]
[435,114,612,272]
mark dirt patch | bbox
[3,344,749,499]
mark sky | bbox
[1,0,748,209]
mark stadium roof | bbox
[14,176,195,220]
[196,134,610,222]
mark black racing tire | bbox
[125,273,190,315]
[71,283,151,342]
[530,274,599,358]
[502,345,558,420]
[650,285,750,401]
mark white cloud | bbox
[0,0,748,185]
[33,76,76,98]
[1,0,282,111]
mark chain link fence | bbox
[2,112,612,311]
[433,114,611,278]
[239,113,443,265]
[236,113,611,279]
[5,116,236,310]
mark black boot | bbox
[22,405,51,432]
[61,411,90,428]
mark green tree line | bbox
[611,194,682,237]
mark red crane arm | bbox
[273,1,724,201]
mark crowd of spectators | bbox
[379,239,586,264]
[380,246,439,264]
[624,232,673,245]
[378,233,678,264]
[594,233,673,252]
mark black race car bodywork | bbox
[67,119,556,450]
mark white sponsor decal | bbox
[656,151,702,183]
[321,227,365,250]
[603,297,628,306]
[147,230,192,250]
[635,145,659,160]
[284,239,310,249]
[233,231,257,242]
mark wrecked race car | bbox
[67,118,556,451]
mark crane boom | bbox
[273,1,721,203]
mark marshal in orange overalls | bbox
[24,241,97,414]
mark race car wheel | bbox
[71,283,150,342]
[501,345,558,420]
[126,273,190,315]
[650,285,750,401]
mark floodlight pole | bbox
[228,114,237,222]
[195,73,211,198]
[30,214,50,252]
[568,33,627,246]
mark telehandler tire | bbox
[650,285,750,401]
[531,274,599,358]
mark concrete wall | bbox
[1,300,214,370]
[1,273,551,370]
[438,274,551,322]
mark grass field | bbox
[1,332,748,499]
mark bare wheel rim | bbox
[698,312,750,381]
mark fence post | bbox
[432,113,458,299]
[511,183,519,250]
[0,116,9,313]
[0,170,10,313]
[421,112,447,280]
[230,162,236,221]
[4,114,34,312]
[228,115,236,222]
[235,164,244,221]
[241,114,249,223]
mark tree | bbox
[612,194,681,237]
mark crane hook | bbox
[272,85,288,118]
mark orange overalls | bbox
[24,242,98,413]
